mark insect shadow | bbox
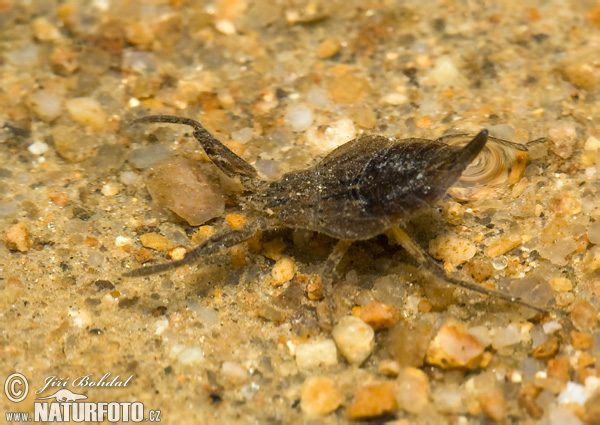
[123,115,549,318]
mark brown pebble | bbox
[417,299,432,312]
[152,306,167,317]
[386,320,432,367]
[426,319,485,369]
[346,381,397,419]
[585,392,600,425]
[570,299,598,331]
[353,302,400,330]
[5,223,33,252]
[479,388,507,422]
[462,259,494,283]
[518,384,543,419]
[225,212,247,230]
[296,274,324,300]
[49,191,70,207]
[328,69,372,105]
[415,116,432,129]
[139,233,174,252]
[300,376,343,418]
[133,247,154,264]
[547,357,570,382]
[571,331,593,350]
[50,45,79,76]
[146,157,225,226]
[317,38,341,59]
[531,337,559,359]
[262,239,287,261]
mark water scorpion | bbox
[124,115,548,317]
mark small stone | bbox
[394,367,429,414]
[295,339,338,369]
[547,406,584,425]
[346,381,397,419]
[531,337,559,359]
[300,376,343,417]
[27,90,63,122]
[146,157,225,226]
[378,359,400,377]
[583,246,600,273]
[429,234,476,267]
[52,125,97,162]
[50,45,78,76]
[271,256,296,286]
[479,388,507,422]
[101,182,119,197]
[133,248,154,264]
[542,321,563,335]
[491,324,522,350]
[66,97,107,129]
[382,93,408,105]
[548,122,578,159]
[570,300,598,331]
[32,17,62,41]
[426,319,484,369]
[328,71,371,105]
[221,361,248,385]
[296,274,323,300]
[176,346,204,365]
[588,221,600,245]
[285,105,313,132]
[570,331,593,350]
[550,277,573,293]
[415,116,432,129]
[426,55,461,86]
[261,239,286,261]
[353,302,400,330]
[225,213,247,230]
[305,118,356,152]
[5,223,33,252]
[317,38,341,58]
[168,246,187,261]
[519,384,543,419]
[547,357,570,382]
[28,141,49,155]
[559,52,600,91]
[484,233,523,257]
[386,320,431,367]
[332,316,375,365]
[539,237,578,266]
[139,233,174,252]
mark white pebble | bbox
[491,324,521,350]
[285,105,313,132]
[306,118,356,152]
[176,346,204,365]
[115,236,131,247]
[66,97,107,129]
[101,182,120,197]
[215,19,236,35]
[28,90,63,122]
[548,406,583,425]
[295,339,338,369]
[382,92,408,105]
[119,171,140,185]
[332,316,375,365]
[306,88,331,108]
[221,361,248,384]
[28,141,49,155]
[542,321,563,334]
[557,382,588,406]
[426,55,461,86]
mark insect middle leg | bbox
[123,218,267,277]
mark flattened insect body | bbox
[124,115,548,315]
[264,131,488,240]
